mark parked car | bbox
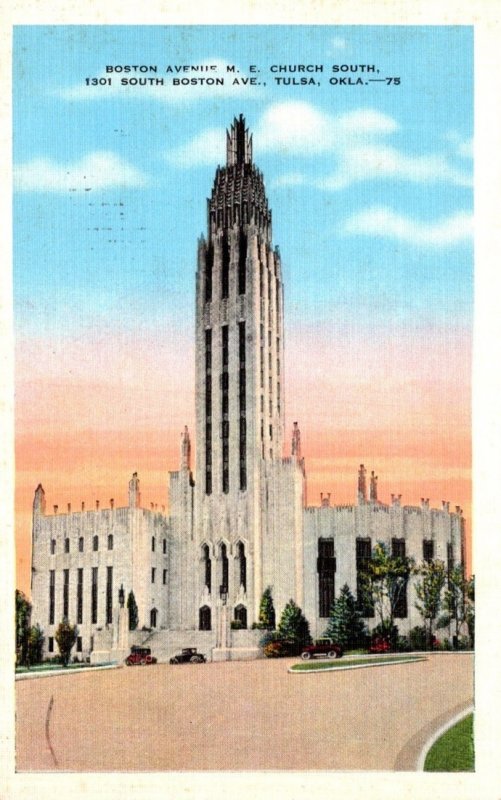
[125,646,157,666]
[170,647,207,664]
[300,638,343,660]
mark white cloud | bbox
[319,145,472,190]
[58,59,258,103]
[343,206,473,246]
[166,101,398,168]
[445,131,473,159]
[166,101,470,191]
[329,36,347,52]
[165,127,226,168]
[14,151,148,192]
[255,101,397,154]
[271,172,307,188]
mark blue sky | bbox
[13,25,473,339]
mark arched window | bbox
[107,534,113,550]
[150,608,158,628]
[78,537,84,553]
[64,538,70,553]
[234,604,247,629]
[199,605,211,631]
[202,544,211,593]
[93,535,99,551]
[237,542,247,591]
[220,543,228,596]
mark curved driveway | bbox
[16,654,473,771]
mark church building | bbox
[30,116,465,662]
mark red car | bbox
[300,638,343,660]
[125,646,157,666]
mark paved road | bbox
[16,654,473,771]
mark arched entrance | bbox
[150,607,158,628]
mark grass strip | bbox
[424,713,474,772]
[290,655,425,671]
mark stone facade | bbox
[29,116,466,661]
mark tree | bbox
[324,584,367,649]
[437,565,472,647]
[359,542,414,628]
[277,599,312,653]
[15,590,31,666]
[127,590,138,631]
[414,560,447,648]
[55,619,78,666]
[27,624,45,665]
[257,586,276,630]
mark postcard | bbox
[3,3,501,800]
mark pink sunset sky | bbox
[15,319,471,595]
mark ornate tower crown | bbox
[208,114,271,243]
[226,114,253,166]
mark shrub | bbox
[277,599,312,652]
[371,620,399,651]
[369,636,391,654]
[54,620,78,666]
[409,625,428,651]
[257,587,276,630]
[395,635,411,652]
[263,641,285,658]
[230,620,244,630]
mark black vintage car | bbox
[169,647,206,664]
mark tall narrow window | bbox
[91,567,98,624]
[64,538,70,553]
[447,542,454,574]
[205,242,213,302]
[221,326,229,493]
[78,536,84,553]
[239,322,247,490]
[63,569,69,619]
[151,536,155,552]
[205,329,212,495]
[163,538,167,554]
[317,539,336,617]
[221,232,229,299]
[50,539,56,555]
[93,535,98,551]
[423,539,434,562]
[356,538,374,617]
[238,230,247,295]
[163,569,167,585]
[77,568,83,624]
[238,542,247,591]
[151,568,156,584]
[391,538,408,618]
[220,543,229,595]
[49,570,55,625]
[203,544,211,593]
[106,566,113,624]
[108,534,113,550]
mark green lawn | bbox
[290,655,425,671]
[16,662,111,673]
[424,713,474,772]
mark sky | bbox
[13,25,473,594]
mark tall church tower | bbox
[194,115,291,625]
